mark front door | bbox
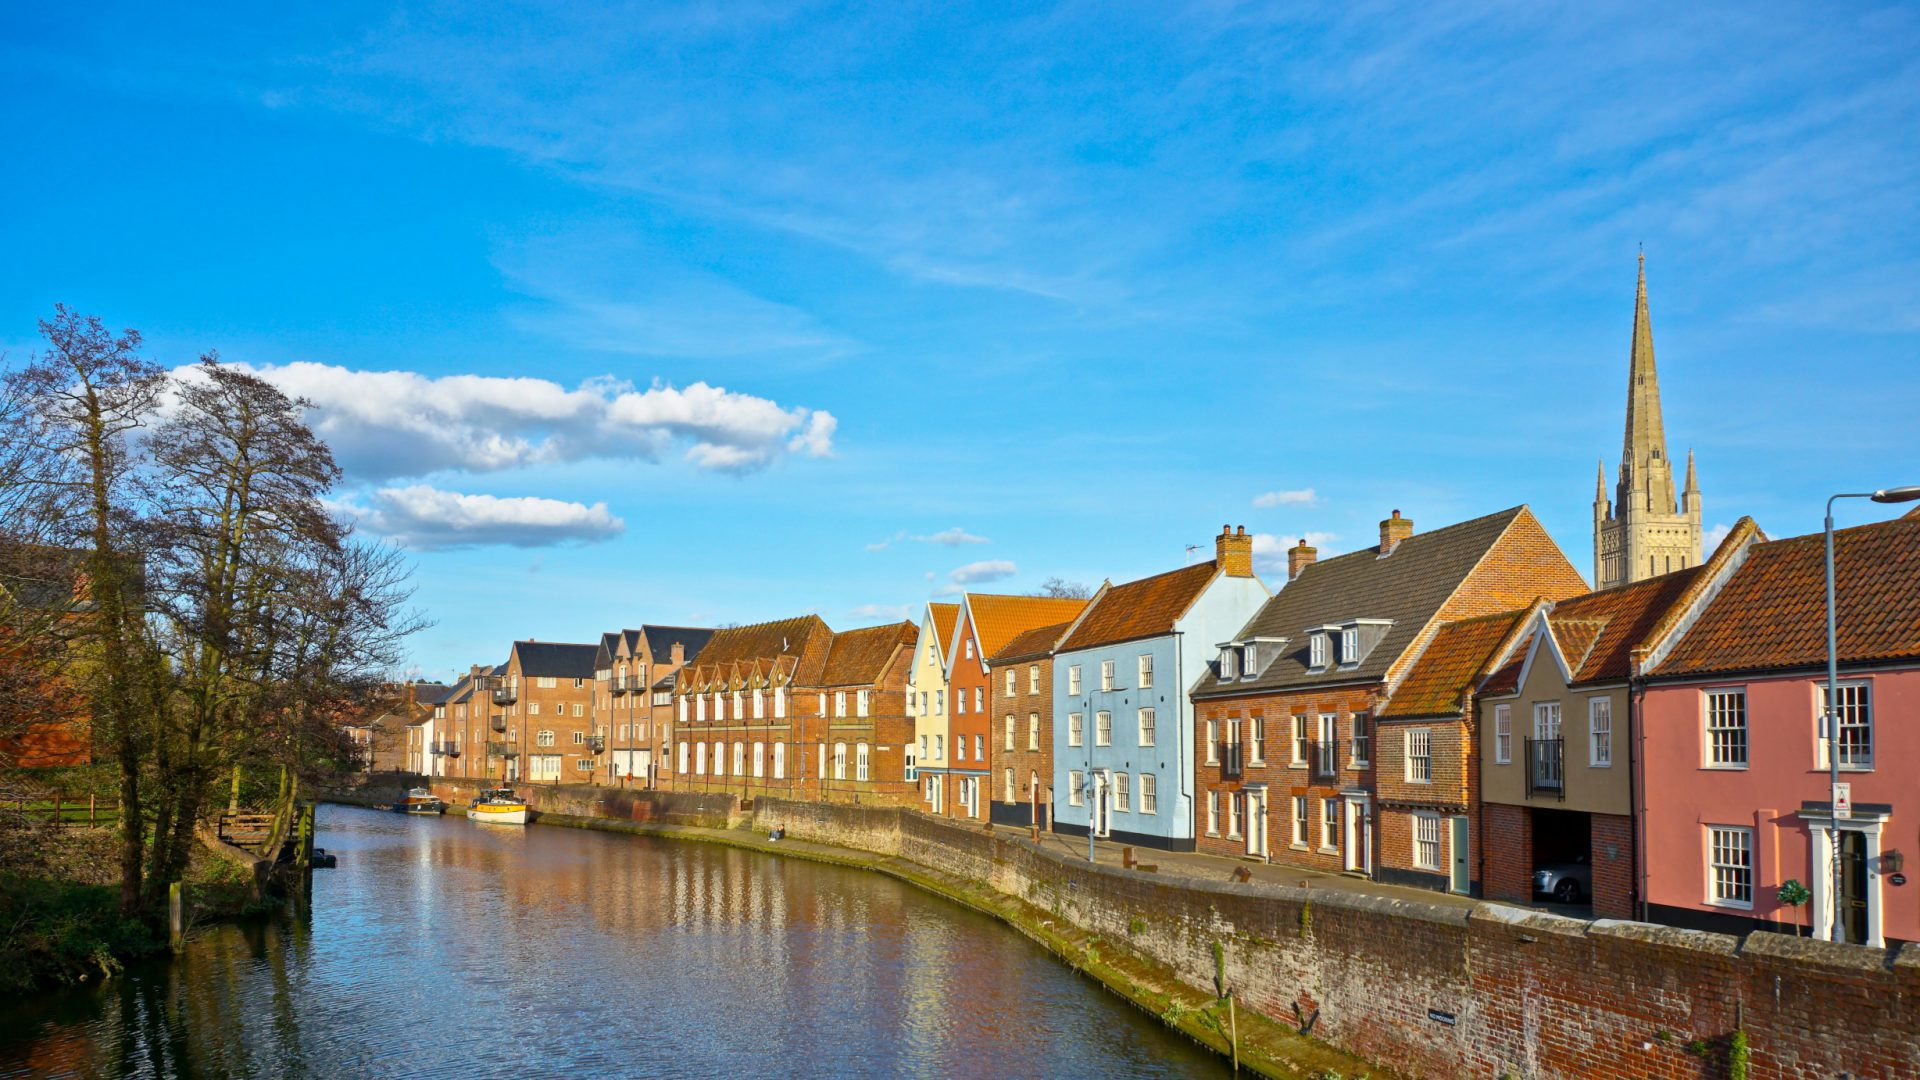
[1449,815,1471,894]
[1344,796,1373,874]
[1246,790,1267,857]
[1091,772,1111,837]
[1838,830,1869,945]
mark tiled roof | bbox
[1196,507,1534,698]
[641,625,717,664]
[990,620,1075,665]
[819,621,918,686]
[681,615,833,687]
[1380,609,1530,719]
[1480,645,1527,697]
[1654,514,1920,677]
[965,594,1089,658]
[412,681,454,706]
[929,602,960,659]
[1548,565,1707,683]
[1059,561,1221,653]
[511,641,599,679]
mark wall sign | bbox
[1428,1009,1457,1026]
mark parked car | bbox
[1534,856,1590,904]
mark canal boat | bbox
[393,787,447,815]
[467,788,529,825]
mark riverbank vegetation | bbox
[1,307,420,990]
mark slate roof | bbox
[1195,507,1532,699]
[510,640,599,679]
[641,625,716,664]
[964,594,1089,659]
[990,620,1076,665]
[413,681,454,706]
[1380,609,1531,719]
[819,621,919,686]
[1654,513,1920,678]
[1059,561,1221,653]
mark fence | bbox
[9,793,120,827]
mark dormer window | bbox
[1309,633,1329,668]
[1220,649,1240,680]
[1340,627,1358,664]
[1241,644,1258,677]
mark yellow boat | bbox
[467,788,529,825]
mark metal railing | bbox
[1311,741,1338,780]
[1525,737,1564,800]
[490,715,507,733]
[1218,741,1244,780]
[486,741,518,759]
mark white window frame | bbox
[1067,665,1082,696]
[1137,707,1156,748]
[1704,688,1748,768]
[1028,714,1039,751]
[1137,653,1153,689]
[772,742,786,779]
[1005,716,1015,751]
[1029,665,1040,694]
[1094,711,1112,747]
[1247,716,1264,764]
[856,743,870,782]
[1291,796,1309,848]
[1413,812,1443,870]
[1004,768,1016,803]
[1707,825,1754,909]
[1340,627,1358,664]
[1140,773,1157,815]
[1309,633,1328,668]
[753,741,765,778]
[1588,696,1613,767]
[1205,719,1218,763]
[1291,715,1309,767]
[1205,790,1219,835]
[1317,713,1337,775]
[957,688,968,715]
[1816,681,1873,771]
[1068,712,1084,747]
[1320,798,1339,852]
[1349,712,1370,767]
[833,742,848,780]
[1494,703,1512,764]
[1005,670,1016,697]
[1406,728,1433,783]
[1113,771,1129,813]
[1100,659,1115,691]
[1219,649,1239,680]
[1068,770,1084,806]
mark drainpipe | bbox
[1630,673,1647,922]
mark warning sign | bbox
[1834,782,1852,819]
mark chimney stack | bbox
[1288,538,1318,581]
[1216,524,1254,577]
[1380,509,1414,555]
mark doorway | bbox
[1091,772,1111,838]
[1449,815,1470,894]
[1838,831,1869,945]
[1344,795,1372,874]
[1245,789,1268,858]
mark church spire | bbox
[1618,252,1674,512]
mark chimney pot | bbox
[1380,510,1415,555]
[1216,524,1255,578]
[1288,539,1318,581]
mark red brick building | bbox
[940,593,1087,821]
[1191,507,1586,891]
[595,625,714,787]
[491,641,600,783]
[987,619,1078,828]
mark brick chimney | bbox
[1287,538,1318,581]
[1216,524,1254,577]
[1379,509,1414,555]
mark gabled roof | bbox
[413,681,454,706]
[962,594,1089,660]
[928,602,961,662]
[990,620,1076,665]
[1380,608,1533,719]
[510,640,599,679]
[1059,561,1221,653]
[595,631,624,667]
[679,616,833,688]
[640,625,716,664]
[1197,507,1539,698]
[1654,513,1920,678]
[819,621,919,687]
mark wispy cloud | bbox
[866,525,992,552]
[342,485,625,550]
[849,602,911,622]
[1253,488,1318,508]
[947,559,1018,586]
[1250,531,1339,577]
[1703,522,1733,552]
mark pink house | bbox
[1639,508,1920,947]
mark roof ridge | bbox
[1303,505,1526,570]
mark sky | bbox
[4,2,1916,681]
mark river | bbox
[1,804,1225,1078]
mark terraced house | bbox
[594,625,714,787]
[988,618,1079,829]
[1193,508,1586,886]
[908,602,959,813]
[494,640,600,783]
[1052,526,1268,851]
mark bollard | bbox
[169,881,184,951]
[1227,991,1240,1073]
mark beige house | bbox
[907,602,960,813]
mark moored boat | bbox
[467,787,529,825]
[393,787,447,815]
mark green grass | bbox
[0,874,161,994]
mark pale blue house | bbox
[1051,527,1269,850]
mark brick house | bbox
[940,593,1088,821]
[812,621,920,806]
[493,641,600,784]
[987,618,1078,829]
[1053,526,1269,851]
[404,682,455,775]
[1475,520,1759,918]
[1641,508,1920,946]
[1192,507,1586,883]
[595,625,713,787]
[908,602,960,813]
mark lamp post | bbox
[1821,486,1920,941]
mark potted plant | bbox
[1777,879,1811,936]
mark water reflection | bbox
[2,805,1222,1078]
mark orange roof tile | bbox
[677,615,833,689]
[990,620,1075,665]
[1655,514,1920,677]
[819,621,919,686]
[1059,561,1219,653]
[1381,609,1530,718]
[964,594,1089,659]
[929,602,960,658]
[1546,566,1706,683]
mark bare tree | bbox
[1029,576,1092,600]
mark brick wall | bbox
[1192,686,1378,867]
[425,779,742,828]
[752,797,1920,1079]
[1483,802,1534,902]
[990,656,1055,827]
[1591,811,1634,920]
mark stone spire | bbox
[1617,252,1675,515]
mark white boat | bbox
[467,787,529,825]
[393,787,447,815]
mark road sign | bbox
[1833,782,1852,819]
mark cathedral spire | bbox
[1618,252,1674,513]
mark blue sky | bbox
[5,2,1916,681]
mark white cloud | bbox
[343,485,625,550]
[1253,488,1319,508]
[865,525,991,552]
[1250,532,1340,577]
[849,603,911,622]
[222,361,835,480]
[948,559,1018,586]
[1704,522,1732,552]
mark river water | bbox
[1,804,1223,1078]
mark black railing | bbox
[1526,737,1564,800]
[585,735,606,755]
[491,686,518,705]
[490,715,507,733]
[611,678,630,696]
[486,741,518,759]
[1219,741,1244,780]
[1311,741,1338,780]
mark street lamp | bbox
[1821,486,1920,942]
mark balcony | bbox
[1525,737,1564,800]
[611,678,630,696]
[445,743,462,760]
[585,735,606,755]
[490,715,508,733]
[1218,741,1244,780]
[1310,742,1338,781]
[491,686,518,706]
[486,741,518,759]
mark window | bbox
[1068,713,1084,747]
[954,737,966,762]
[537,729,555,747]
[965,639,974,660]
[528,702,540,716]
[934,734,944,758]
[1005,716,1015,750]
[733,742,745,775]
[679,697,689,723]
[1340,627,1358,664]
[975,689,985,714]
[774,687,787,718]
[918,691,927,716]
[1112,772,1129,812]
[1138,707,1156,748]
[679,742,689,773]
[1494,704,1512,764]
[1067,665,1082,695]
[1247,716,1264,763]
[817,744,826,779]
[773,742,786,779]
[1413,813,1442,870]
[1028,714,1040,751]
[1004,768,1016,802]
[1100,660,1115,691]
[856,743,870,781]
[1205,719,1218,763]
[1242,644,1257,676]
[1708,826,1754,907]
[1705,690,1747,767]
[919,734,928,758]
[753,691,765,719]
[1309,633,1328,668]
[575,758,594,772]
[1206,790,1219,834]
[1068,770,1084,806]
[1350,712,1371,766]
[695,742,706,775]
[1589,697,1613,767]
[1321,798,1339,851]
[1317,714,1337,775]
[1004,670,1015,696]
[573,703,585,717]
[1029,665,1040,694]
[1226,790,1240,837]
[1406,729,1433,782]
[1220,647,1241,680]
[935,688,945,715]
[1818,682,1873,770]
[1137,654,1153,689]
[696,695,706,722]
[1291,715,1310,766]
[1292,796,1309,846]
[753,742,765,778]
[712,742,725,777]
[835,691,848,718]
[537,677,557,689]
[857,689,871,718]
[732,691,742,718]
[974,734,983,760]
[956,688,968,715]
[1140,773,1157,814]
[833,742,848,780]
[1095,711,1112,746]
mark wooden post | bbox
[90,793,97,826]
[168,881,184,951]
[230,764,243,813]
[1227,991,1239,1073]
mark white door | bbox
[1344,796,1372,873]
[1092,772,1112,837]
[1246,791,1267,857]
